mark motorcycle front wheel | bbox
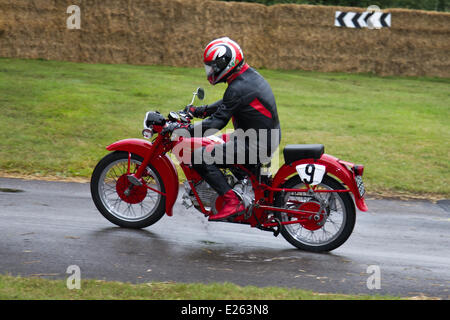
[274,175,356,252]
[90,151,166,229]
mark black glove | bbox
[161,122,192,135]
[184,105,208,119]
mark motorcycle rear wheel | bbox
[274,175,356,252]
[90,151,166,229]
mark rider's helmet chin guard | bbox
[203,37,244,85]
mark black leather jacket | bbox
[191,64,281,154]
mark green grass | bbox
[0,274,401,300]
[0,58,449,197]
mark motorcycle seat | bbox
[283,144,324,165]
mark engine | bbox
[184,180,218,210]
[182,172,255,215]
[182,172,235,211]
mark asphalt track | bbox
[0,177,449,298]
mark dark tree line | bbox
[219,0,448,11]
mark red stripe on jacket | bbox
[249,98,272,119]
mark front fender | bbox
[272,154,368,212]
[106,138,179,216]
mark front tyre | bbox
[90,151,166,229]
[275,175,356,252]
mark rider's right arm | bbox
[192,99,222,118]
[202,99,223,117]
[186,100,222,118]
[189,88,241,136]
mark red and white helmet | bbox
[203,37,244,85]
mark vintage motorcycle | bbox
[91,88,368,252]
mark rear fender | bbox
[106,139,179,216]
[272,154,368,212]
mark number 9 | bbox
[304,164,315,184]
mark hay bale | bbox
[0,0,448,77]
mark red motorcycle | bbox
[91,88,368,252]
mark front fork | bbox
[125,135,167,197]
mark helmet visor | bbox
[204,64,214,78]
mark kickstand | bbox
[272,218,281,237]
[256,217,282,237]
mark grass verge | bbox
[0,58,448,197]
[0,274,402,300]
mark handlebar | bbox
[168,110,193,123]
[143,87,204,139]
[143,109,193,139]
[179,110,193,122]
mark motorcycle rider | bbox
[180,37,281,221]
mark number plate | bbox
[296,164,326,186]
[355,175,365,197]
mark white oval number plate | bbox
[296,164,326,186]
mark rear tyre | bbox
[90,151,166,229]
[274,175,356,252]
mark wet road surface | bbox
[0,178,449,298]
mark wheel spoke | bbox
[97,157,162,222]
[281,180,347,247]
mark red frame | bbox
[106,127,367,230]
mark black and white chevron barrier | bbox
[334,11,391,29]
